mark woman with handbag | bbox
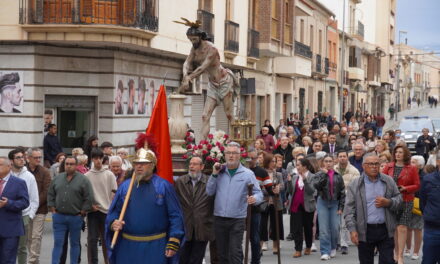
[313,155,345,261]
[286,158,316,258]
[259,152,284,254]
[403,155,425,260]
[382,146,420,264]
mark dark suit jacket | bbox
[322,143,341,155]
[0,175,29,238]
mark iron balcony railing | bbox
[197,9,214,42]
[324,57,330,74]
[19,0,159,32]
[316,54,322,73]
[295,41,312,59]
[225,20,239,53]
[247,29,260,58]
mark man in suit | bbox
[323,133,341,156]
[0,156,30,264]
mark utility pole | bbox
[339,0,346,122]
[396,30,407,121]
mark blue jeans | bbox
[51,213,83,264]
[250,211,261,264]
[422,226,440,264]
[377,127,383,137]
[317,198,340,255]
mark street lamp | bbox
[395,30,407,120]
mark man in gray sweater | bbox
[344,153,402,264]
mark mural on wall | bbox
[0,71,24,113]
[115,76,159,116]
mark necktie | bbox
[0,179,4,197]
[330,144,334,154]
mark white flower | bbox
[210,152,216,157]
[211,146,220,153]
[216,152,223,158]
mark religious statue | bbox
[175,18,240,140]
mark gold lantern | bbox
[230,119,256,148]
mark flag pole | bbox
[110,172,137,249]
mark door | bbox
[80,0,119,24]
[299,88,305,120]
[43,0,74,23]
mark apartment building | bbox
[0,0,259,154]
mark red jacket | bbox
[382,163,420,202]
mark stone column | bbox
[168,93,188,175]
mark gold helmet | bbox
[133,148,157,164]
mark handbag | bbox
[412,197,422,216]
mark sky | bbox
[397,0,440,51]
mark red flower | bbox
[213,158,219,162]
[220,146,225,152]
[224,134,229,139]
[240,147,245,152]
[206,156,213,161]
[200,140,207,145]
[187,144,193,150]
[198,144,203,149]
[186,131,191,137]
[182,154,188,159]
[202,150,208,155]
[193,145,198,150]
[208,134,214,139]
[207,144,213,150]
[216,142,221,147]
[241,153,248,158]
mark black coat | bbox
[273,144,294,169]
[322,143,342,155]
[415,135,436,156]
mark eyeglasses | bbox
[224,152,240,155]
[14,156,24,160]
[31,156,42,159]
[364,163,380,167]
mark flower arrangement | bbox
[182,130,248,171]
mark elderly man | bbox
[8,149,39,264]
[334,150,360,255]
[207,142,263,264]
[349,143,365,173]
[109,156,125,186]
[175,157,214,264]
[273,136,294,169]
[106,149,185,264]
[336,127,350,150]
[26,148,51,264]
[415,128,437,162]
[344,153,402,264]
[0,156,30,263]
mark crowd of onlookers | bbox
[2,108,440,264]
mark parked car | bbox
[431,118,440,146]
[399,116,435,154]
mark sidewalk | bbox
[383,103,430,131]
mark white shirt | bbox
[11,167,39,219]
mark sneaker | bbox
[303,241,306,249]
[311,243,317,252]
[330,249,337,258]
[286,233,294,241]
[321,254,331,260]
[403,250,411,257]
[411,254,419,260]
[341,246,348,255]
[261,242,268,251]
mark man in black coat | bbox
[322,133,342,156]
[273,136,293,169]
[415,128,437,162]
[43,124,63,167]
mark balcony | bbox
[225,20,239,54]
[324,58,330,74]
[315,54,322,73]
[247,29,260,58]
[294,41,312,59]
[348,67,365,81]
[274,55,311,77]
[197,9,214,42]
[20,0,158,43]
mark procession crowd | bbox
[1,110,440,264]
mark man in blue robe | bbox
[105,148,185,264]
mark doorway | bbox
[45,95,97,154]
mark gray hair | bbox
[279,129,287,134]
[247,146,257,154]
[411,155,425,168]
[227,142,241,149]
[352,142,366,152]
[0,156,11,166]
[76,154,88,164]
[117,148,129,154]
[109,155,123,164]
[362,153,379,164]
[190,156,203,165]
[26,147,42,157]
[280,136,289,141]
[316,151,327,160]
[72,148,84,156]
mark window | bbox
[199,0,212,12]
[248,0,257,29]
[284,0,292,44]
[319,30,322,55]
[300,19,304,43]
[310,25,314,49]
[349,46,362,68]
[271,0,280,39]
[226,0,234,20]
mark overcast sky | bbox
[397,0,440,51]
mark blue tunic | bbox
[105,174,185,264]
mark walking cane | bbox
[110,172,137,249]
[244,184,254,264]
[273,181,282,264]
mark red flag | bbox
[146,85,173,183]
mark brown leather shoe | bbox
[304,248,311,255]
[293,251,302,258]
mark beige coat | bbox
[334,163,360,188]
